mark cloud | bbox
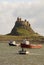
[0,0,44,35]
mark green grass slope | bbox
[0,17,44,42]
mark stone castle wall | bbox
[16,17,30,27]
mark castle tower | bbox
[24,19,27,26]
[27,21,29,25]
[17,17,20,21]
[19,18,22,21]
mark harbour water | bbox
[0,42,44,65]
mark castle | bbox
[16,17,30,27]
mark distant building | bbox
[16,17,30,27]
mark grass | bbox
[16,27,35,36]
[0,27,44,41]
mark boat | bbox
[21,39,42,48]
[9,41,20,46]
[19,48,29,54]
[21,43,42,48]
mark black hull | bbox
[9,43,16,46]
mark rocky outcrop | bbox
[8,17,36,36]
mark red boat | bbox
[21,39,42,48]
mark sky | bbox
[0,0,44,36]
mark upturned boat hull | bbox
[21,44,42,48]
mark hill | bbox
[8,17,38,36]
[6,17,44,43]
[0,17,44,42]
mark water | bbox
[0,42,44,65]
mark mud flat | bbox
[0,42,44,65]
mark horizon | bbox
[0,0,44,36]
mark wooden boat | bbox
[19,48,29,54]
[21,43,42,48]
[21,39,42,48]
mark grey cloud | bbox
[0,1,44,35]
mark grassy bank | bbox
[0,35,44,43]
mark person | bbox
[21,48,26,52]
[23,39,27,44]
[23,39,30,45]
[22,48,24,51]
